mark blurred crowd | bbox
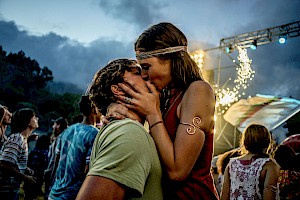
[1,102,300,200]
[0,98,101,200]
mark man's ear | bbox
[111,85,124,95]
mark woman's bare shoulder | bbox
[264,158,280,170]
[188,80,214,90]
[185,81,215,98]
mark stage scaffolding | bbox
[219,20,300,51]
[207,20,300,154]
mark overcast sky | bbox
[0,0,300,100]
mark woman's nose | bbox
[141,72,148,81]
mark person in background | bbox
[274,144,300,199]
[110,22,218,199]
[71,114,84,124]
[215,148,240,196]
[0,108,38,200]
[44,117,68,199]
[76,59,163,200]
[281,134,300,155]
[27,132,39,154]
[49,117,68,144]
[221,124,279,200]
[49,95,100,200]
[24,135,50,200]
[211,155,219,192]
[0,105,12,149]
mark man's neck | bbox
[21,128,32,139]
[82,115,96,126]
[127,109,144,124]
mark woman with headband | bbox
[0,105,12,150]
[111,22,219,199]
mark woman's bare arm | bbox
[116,80,215,180]
[263,160,280,200]
[220,165,230,200]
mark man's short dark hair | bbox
[53,117,68,130]
[89,59,139,114]
[11,108,35,134]
[79,95,94,116]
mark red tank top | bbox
[163,91,219,200]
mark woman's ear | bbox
[111,85,125,95]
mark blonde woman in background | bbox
[221,124,279,200]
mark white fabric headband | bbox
[136,46,187,60]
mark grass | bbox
[19,183,45,200]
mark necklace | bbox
[162,90,183,119]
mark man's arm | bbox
[76,175,126,200]
[77,122,152,199]
[0,161,36,184]
[220,165,230,200]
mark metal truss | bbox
[220,20,300,52]
[214,20,300,151]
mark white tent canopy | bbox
[223,94,300,133]
[214,94,300,154]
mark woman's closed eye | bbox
[129,67,142,75]
[141,64,150,71]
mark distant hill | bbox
[47,81,84,95]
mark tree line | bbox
[0,45,82,132]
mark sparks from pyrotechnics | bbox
[190,46,255,114]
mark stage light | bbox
[278,36,286,44]
[225,47,230,53]
[250,40,257,50]
[225,45,234,53]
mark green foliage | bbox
[15,102,39,112]
[0,45,82,132]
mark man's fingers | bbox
[116,100,136,110]
[118,83,138,97]
[115,98,127,106]
[123,78,150,93]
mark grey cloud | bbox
[0,20,134,91]
[98,0,168,29]
[228,1,300,35]
[246,38,300,99]
[251,0,300,26]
